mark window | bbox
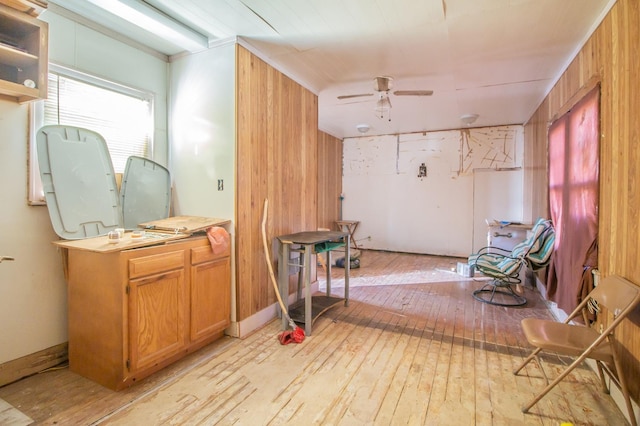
[28,64,154,205]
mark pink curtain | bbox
[546,87,600,314]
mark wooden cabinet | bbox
[127,250,187,376]
[62,235,230,390]
[0,1,48,102]
[190,245,231,344]
[1,0,47,17]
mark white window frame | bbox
[28,63,155,205]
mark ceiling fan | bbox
[337,76,433,121]
[336,76,434,100]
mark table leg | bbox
[278,241,290,330]
[337,221,360,250]
[345,234,350,306]
[296,249,304,301]
[326,250,332,296]
[349,223,359,249]
[303,244,313,336]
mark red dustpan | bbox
[278,325,305,345]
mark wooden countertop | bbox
[53,216,231,253]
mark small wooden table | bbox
[335,220,360,249]
[277,231,350,336]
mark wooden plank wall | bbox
[522,114,548,223]
[317,131,343,230]
[235,45,318,321]
[524,0,640,400]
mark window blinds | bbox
[44,72,152,173]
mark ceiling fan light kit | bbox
[375,94,392,121]
[375,95,392,111]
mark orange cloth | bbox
[206,226,230,254]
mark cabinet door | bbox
[128,269,187,374]
[190,257,230,343]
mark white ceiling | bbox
[48,0,614,138]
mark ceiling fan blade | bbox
[339,98,375,105]
[337,93,373,100]
[393,90,434,96]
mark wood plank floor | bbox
[0,250,629,425]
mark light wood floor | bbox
[0,250,629,425]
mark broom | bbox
[261,199,305,344]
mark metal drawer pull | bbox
[493,232,513,238]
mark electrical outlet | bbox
[217,179,224,191]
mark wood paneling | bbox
[317,130,342,230]
[235,45,318,321]
[522,109,548,223]
[524,0,640,402]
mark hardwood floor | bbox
[0,250,629,425]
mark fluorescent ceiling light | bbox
[85,0,208,52]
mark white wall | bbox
[472,168,524,252]
[0,10,168,365]
[168,41,236,220]
[45,12,170,167]
[342,125,524,257]
[168,41,237,327]
[0,100,67,364]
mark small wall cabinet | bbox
[1,0,47,16]
[60,235,231,390]
[0,1,48,102]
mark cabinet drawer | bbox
[191,244,230,265]
[129,250,184,279]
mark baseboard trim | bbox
[0,343,68,387]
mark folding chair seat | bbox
[468,217,554,306]
[514,275,640,426]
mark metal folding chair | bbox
[514,275,640,425]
